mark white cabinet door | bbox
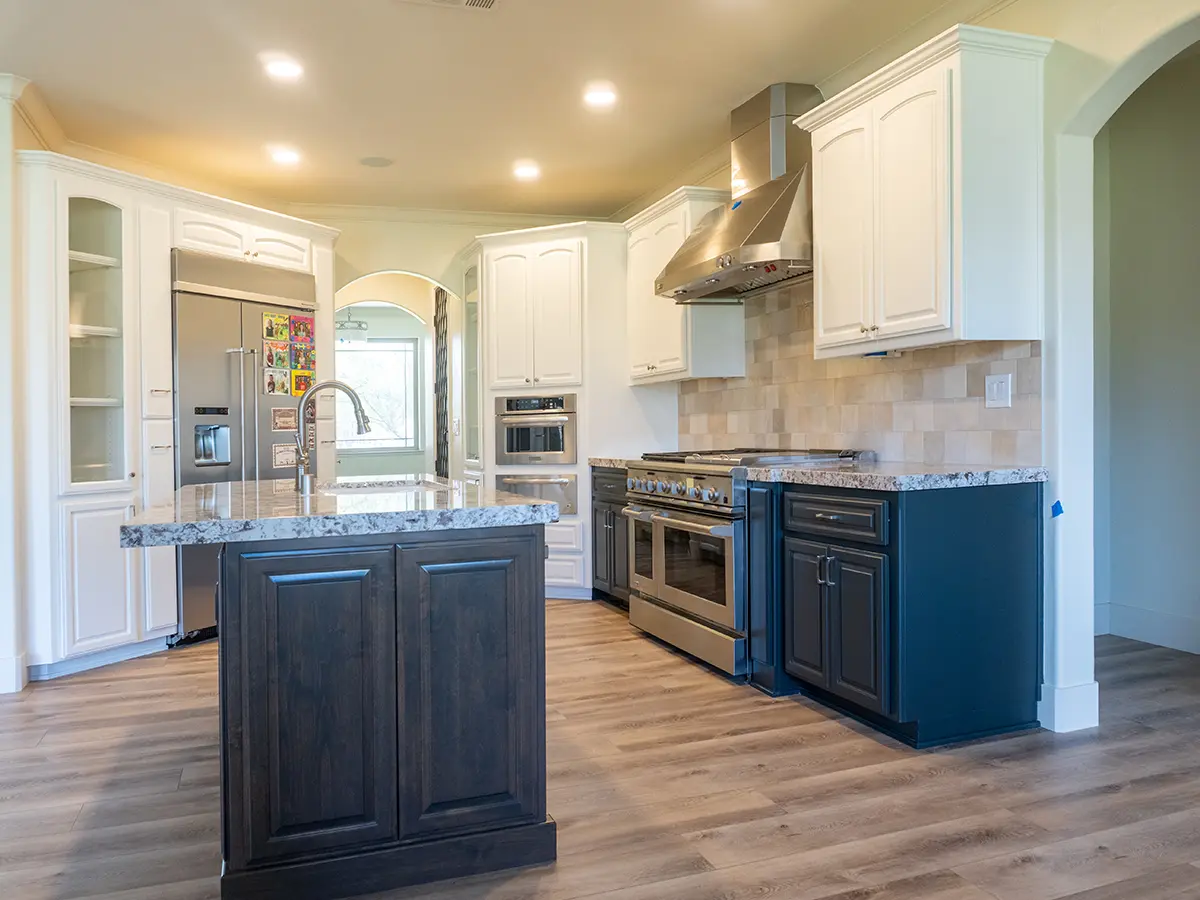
[59,496,140,657]
[172,208,248,259]
[873,65,952,339]
[139,205,174,418]
[485,249,534,388]
[812,108,875,350]
[142,420,178,635]
[530,240,582,387]
[626,229,656,378]
[248,225,312,272]
[647,209,689,375]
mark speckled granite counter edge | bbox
[588,457,632,469]
[121,504,560,549]
[743,466,1049,492]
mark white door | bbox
[485,248,534,388]
[872,65,952,339]
[626,228,656,378]
[248,226,312,272]
[530,240,582,387]
[139,205,175,418]
[812,109,875,349]
[647,209,689,375]
[172,208,249,259]
[142,420,178,636]
[59,496,140,657]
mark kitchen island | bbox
[120,476,559,900]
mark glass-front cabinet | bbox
[463,263,481,467]
[59,184,137,490]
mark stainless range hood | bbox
[656,83,824,305]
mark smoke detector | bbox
[393,0,499,10]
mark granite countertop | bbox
[743,462,1049,492]
[588,457,632,470]
[119,475,560,548]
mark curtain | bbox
[434,287,450,478]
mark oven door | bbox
[495,475,578,516]
[495,414,577,465]
[652,508,743,633]
[622,506,657,596]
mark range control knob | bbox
[701,487,720,502]
[627,477,636,490]
[687,485,701,499]
[669,481,685,495]
[657,480,669,493]
[644,480,656,493]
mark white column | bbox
[0,75,28,693]
[1039,133,1099,731]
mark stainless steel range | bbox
[624,449,871,676]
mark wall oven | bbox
[495,395,577,466]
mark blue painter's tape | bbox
[1051,501,1064,518]
[731,200,743,210]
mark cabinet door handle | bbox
[825,555,837,587]
[814,512,843,522]
[150,388,171,396]
[816,555,826,586]
[869,324,879,332]
[859,325,868,333]
[525,378,532,384]
[150,444,173,451]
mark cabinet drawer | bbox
[592,470,627,501]
[545,521,584,552]
[783,494,889,545]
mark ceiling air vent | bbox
[394,0,499,10]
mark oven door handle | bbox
[650,513,734,538]
[500,477,572,485]
[499,415,571,427]
[621,506,655,523]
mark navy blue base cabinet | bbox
[749,482,1043,748]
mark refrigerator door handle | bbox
[249,349,260,482]
[226,347,247,481]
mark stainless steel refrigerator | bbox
[171,250,318,643]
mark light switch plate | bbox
[985,373,1013,409]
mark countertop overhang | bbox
[120,476,560,548]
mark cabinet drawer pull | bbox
[816,554,826,586]
[814,512,842,522]
[150,388,171,396]
[150,444,173,451]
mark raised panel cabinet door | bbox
[827,545,891,715]
[811,109,875,349]
[782,537,830,688]
[397,533,545,840]
[234,548,398,866]
[248,225,312,272]
[172,208,248,259]
[873,64,952,339]
[626,229,656,378]
[485,249,534,388]
[60,496,140,657]
[530,240,583,386]
[611,505,630,599]
[647,210,689,375]
[592,502,613,594]
[139,205,174,417]
[142,419,177,635]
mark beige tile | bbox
[903,432,925,462]
[1015,356,1042,395]
[964,431,994,465]
[933,398,981,432]
[902,372,925,401]
[1016,430,1042,466]
[966,363,989,398]
[991,430,1019,465]
[955,342,1004,365]
[893,403,916,433]
[913,402,936,431]
[923,432,946,464]
[877,432,906,462]
[944,431,969,464]
[1004,340,1034,360]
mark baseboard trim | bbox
[1094,603,1111,635]
[1109,604,1200,655]
[0,653,29,694]
[1038,681,1099,733]
[27,637,170,682]
[547,587,592,601]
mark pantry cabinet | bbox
[797,24,1052,358]
[624,187,746,384]
[484,239,582,389]
[15,151,338,684]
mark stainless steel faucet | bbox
[294,380,370,495]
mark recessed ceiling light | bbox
[513,160,541,181]
[359,156,395,168]
[583,81,618,109]
[269,146,301,166]
[259,53,304,82]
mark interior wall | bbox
[334,276,437,477]
[1093,123,1112,635]
[1099,51,1200,653]
[680,283,1041,464]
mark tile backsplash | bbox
[678,283,1042,466]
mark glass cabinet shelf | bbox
[68,250,121,272]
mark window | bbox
[335,338,420,450]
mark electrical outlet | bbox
[985,373,1013,409]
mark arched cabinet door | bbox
[529,239,582,387]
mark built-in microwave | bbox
[495,395,578,466]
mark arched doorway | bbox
[332,271,470,480]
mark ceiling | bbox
[1,0,1001,217]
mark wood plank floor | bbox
[2,603,1200,900]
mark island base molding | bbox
[220,819,558,900]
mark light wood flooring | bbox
[2,601,1200,900]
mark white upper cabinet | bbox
[484,238,582,389]
[796,24,1053,359]
[173,208,312,272]
[624,187,746,384]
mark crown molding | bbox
[10,81,65,150]
[608,144,731,223]
[286,203,582,230]
[474,219,627,244]
[796,23,1054,132]
[17,150,340,241]
[622,185,732,233]
[0,73,30,104]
